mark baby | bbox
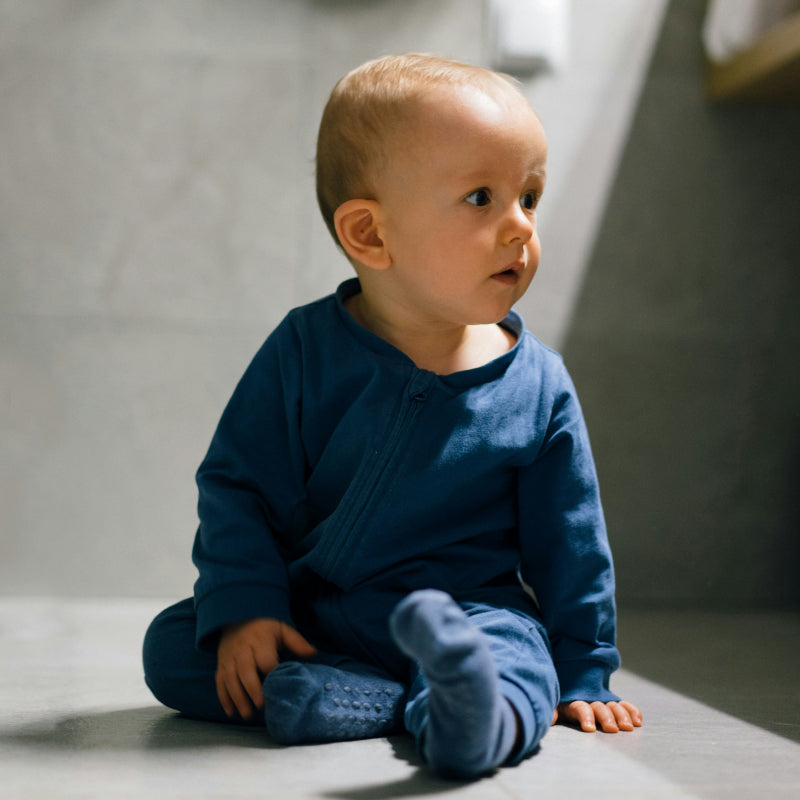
[143,53,641,780]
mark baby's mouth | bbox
[491,263,524,285]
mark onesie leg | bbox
[459,600,559,762]
[143,598,240,724]
[144,599,409,741]
[389,590,518,779]
[262,658,406,744]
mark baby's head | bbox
[316,53,533,249]
[316,54,546,330]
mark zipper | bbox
[318,373,431,588]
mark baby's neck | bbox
[345,294,516,375]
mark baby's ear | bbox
[334,199,390,270]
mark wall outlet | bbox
[487,0,570,74]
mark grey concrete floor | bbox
[1,599,799,799]
[617,609,800,745]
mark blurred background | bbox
[2,0,799,613]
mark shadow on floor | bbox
[1,706,475,799]
[0,706,274,751]
[319,736,517,800]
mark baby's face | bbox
[374,83,547,329]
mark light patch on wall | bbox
[511,0,670,349]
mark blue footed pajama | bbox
[143,591,559,778]
[143,279,621,777]
[393,590,559,778]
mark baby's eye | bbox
[465,188,491,207]
[520,192,538,211]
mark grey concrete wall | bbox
[1,0,668,597]
[563,0,800,609]
[0,0,483,596]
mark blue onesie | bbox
[144,278,621,767]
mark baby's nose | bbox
[503,205,534,243]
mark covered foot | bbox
[389,589,517,779]
[262,661,406,745]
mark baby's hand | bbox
[553,700,642,733]
[216,618,316,720]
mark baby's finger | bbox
[252,644,280,679]
[280,624,317,659]
[560,700,596,732]
[620,700,643,727]
[228,677,254,719]
[216,666,255,719]
[237,655,266,713]
[590,701,619,733]
[218,661,256,720]
[577,702,598,732]
[608,701,634,731]
[215,673,236,718]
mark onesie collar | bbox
[334,279,524,391]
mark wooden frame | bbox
[705,10,800,102]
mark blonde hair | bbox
[315,53,522,247]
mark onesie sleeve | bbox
[191,317,306,651]
[517,359,621,703]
